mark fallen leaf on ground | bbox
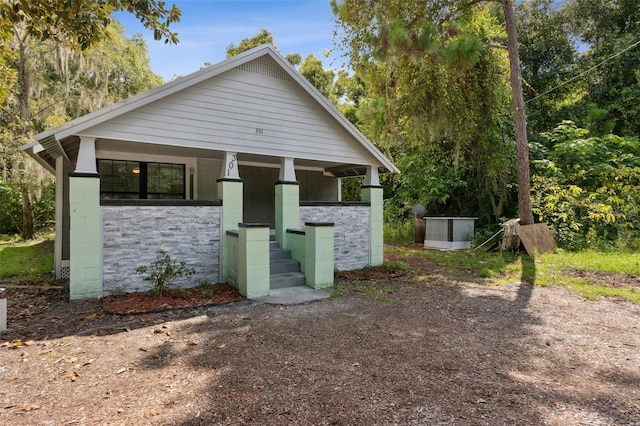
[22,404,40,412]
[145,410,159,417]
[218,343,226,348]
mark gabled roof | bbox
[23,43,398,175]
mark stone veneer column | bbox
[238,223,270,298]
[218,178,243,283]
[304,222,335,289]
[361,185,384,266]
[69,174,102,299]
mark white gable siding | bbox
[83,61,377,166]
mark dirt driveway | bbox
[1,252,639,425]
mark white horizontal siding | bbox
[84,68,376,166]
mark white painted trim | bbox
[54,157,64,279]
[75,137,97,173]
[364,165,380,186]
[237,160,324,173]
[279,157,296,181]
[221,152,239,178]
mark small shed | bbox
[423,217,477,250]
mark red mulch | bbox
[101,283,243,315]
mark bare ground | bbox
[1,250,639,425]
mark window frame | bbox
[98,159,186,200]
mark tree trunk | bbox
[20,185,35,239]
[15,27,37,239]
[503,0,534,225]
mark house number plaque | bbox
[255,128,264,135]
[226,154,237,176]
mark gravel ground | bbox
[1,251,639,425]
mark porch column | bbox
[238,223,270,298]
[304,222,335,289]
[69,137,102,300]
[361,166,384,266]
[275,157,299,249]
[218,152,243,283]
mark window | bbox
[98,159,185,199]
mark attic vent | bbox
[235,57,292,81]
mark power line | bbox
[525,38,640,104]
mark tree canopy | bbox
[0,1,176,238]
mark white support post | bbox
[54,156,64,279]
[0,288,6,331]
[279,157,297,182]
[364,165,380,186]
[75,136,97,174]
[221,152,240,179]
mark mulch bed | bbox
[101,284,243,314]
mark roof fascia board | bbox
[22,143,55,174]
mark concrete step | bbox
[270,272,306,289]
[270,247,292,260]
[270,258,301,274]
[269,240,280,250]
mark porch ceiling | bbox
[63,137,376,177]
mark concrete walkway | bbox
[251,286,331,305]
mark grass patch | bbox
[386,244,640,305]
[0,239,54,284]
[386,244,518,281]
[354,280,404,305]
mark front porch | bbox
[65,138,384,300]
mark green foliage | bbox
[383,218,413,244]
[199,280,223,299]
[531,121,640,250]
[226,29,276,58]
[383,260,410,274]
[0,0,180,50]
[0,179,21,234]
[354,280,404,304]
[136,250,195,296]
[333,1,517,226]
[1,21,164,240]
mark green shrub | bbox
[136,250,195,296]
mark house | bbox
[22,44,399,300]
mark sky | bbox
[115,0,343,81]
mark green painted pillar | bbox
[275,181,300,249]
[304,222,334,289]
[218,178,243,283]
[238,224,270,298]
[69,174,102,300]
[361,185,384,266]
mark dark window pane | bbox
[98,159,184,200]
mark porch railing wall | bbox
[300,202,370,270]
[101,200,221,296]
